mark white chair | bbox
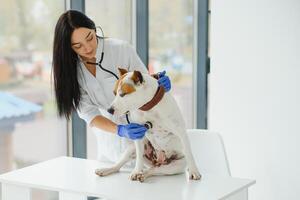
[187,129,231,177]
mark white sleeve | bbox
[125,42,148,73]
[76,88,102,126]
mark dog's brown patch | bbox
[144,140,179,167]
[113,73,127,95]
[131,70,143,84]
[118,67,128,76]
[120,83,136,96]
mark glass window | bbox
[85,0,132,160]
[0,1,66,199]
[149,0,195,128]
[86,0,132,42]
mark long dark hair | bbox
[52,10,96,119]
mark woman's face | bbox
[71,27,97,60]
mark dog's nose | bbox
[107,107,115,115]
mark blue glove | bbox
[117,123,147,140]
[158,70,171,92]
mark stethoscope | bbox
[84,26,119,80]
[79,26,152,129]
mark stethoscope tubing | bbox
[85,52,119,80]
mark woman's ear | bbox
[118,67,128,76]
[131,70,144,85]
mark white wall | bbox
[209,0,300,199]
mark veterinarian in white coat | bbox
[77,37,148,162]
[52,10,171,163]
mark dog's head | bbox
[107,68,158,116]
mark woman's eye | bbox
[74,45,81,49]
[87,36,93,41]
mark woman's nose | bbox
[83,45,93,54]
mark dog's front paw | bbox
[188,168,202,180]
[130,171,145,182]
[95,167,118,177]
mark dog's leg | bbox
[95,144,135,177]
[142,158,186,180]
[130,139,145,182]
[162,121,201,180]
[176,132,201,180]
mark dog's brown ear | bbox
[118,68,128,76]
[113,79,119,96]
[131,70,144,84]
[151,73,159,80]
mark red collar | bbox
[139,86,165,111]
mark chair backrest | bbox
[187,129,231,176]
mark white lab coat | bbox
[76,38,148,163]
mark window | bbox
[0,1,66,199]
[86,0,132,42]
[149,0,195,128]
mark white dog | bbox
[95,68,201,182]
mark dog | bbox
[95,68,201,182]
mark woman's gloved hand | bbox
[117,123,147,140]
[158,70,171,92]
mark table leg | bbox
[2,183,31,200]
[59,191,87,200]
[223,188,248,200]
[0,132,13,173]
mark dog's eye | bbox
[120,93,126,97]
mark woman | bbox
[52,10,171,162]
